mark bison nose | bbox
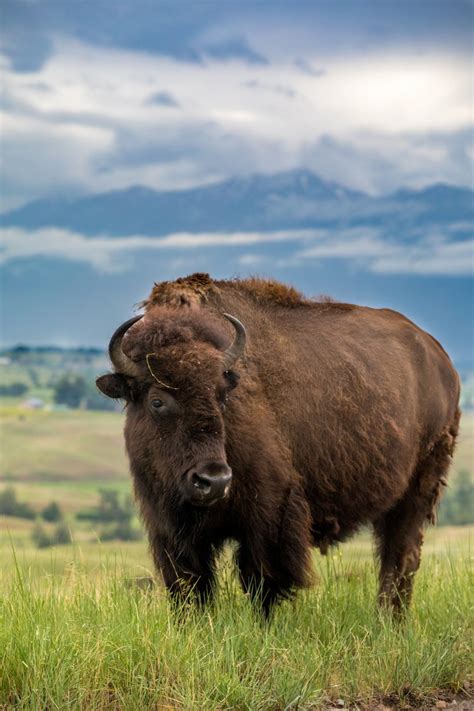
[185,463,232,505]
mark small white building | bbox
[20,397,45,410]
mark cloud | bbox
[1,1,275,70]
[0,226,314,272]
[0,111,114,210]
[243,79,297,98]
[292,229,474,276]
[371,239,474,276]
[238,253,267,267]
[201,36,267,65]
[293,59,326,77]
[1,225,472,277]
[1,32,472,208]
[3,1,471,73]
[146,91,181,108]
[300,130,474,195]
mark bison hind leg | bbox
[374,419,458,613]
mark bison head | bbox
[96,309,246,508]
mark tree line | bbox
[0,487,142,547]
[2,474,473,534]
[1,373,117,411]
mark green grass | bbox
[1,523,471,581]
[1,537,472,710]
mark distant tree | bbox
[42,501,62,522]
[77,489,129,523]
[31,519,72,548]
[438,469,474,526]
[31,520,52,548]
[53,374,87,408]
[27,367,39,387]
[52,373,117,411]
[99,518,142,541]
[97,492,141,540]
[84,380,118,411]
[0,487,35,519]
[10,345,30,357]
[53,520,71,545]
[0,382,29,396]
[76,489,142,541]
[453,469,472,523]
[0,487,18,515]
[97,489,123,522]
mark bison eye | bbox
[151,398,164,410]
[223,370,239,390]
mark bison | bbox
[97,273,460,616]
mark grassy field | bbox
[1,409,128,484]
[1,533,472,710]
[1,405,473,709]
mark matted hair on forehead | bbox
[122,306,228,362]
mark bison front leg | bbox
[237,545,286,619]
[237,485,313,619]
[237,537,312,619]
[153,541,216,608]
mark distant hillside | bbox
[0,346,111,409]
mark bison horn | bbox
[222,313,246,368]
[108,315,143,377]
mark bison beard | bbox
[97,274,461,618]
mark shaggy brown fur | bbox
[97,274,461,616]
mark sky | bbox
[1,0,472,210]
[0,0,473,362]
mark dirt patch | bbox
[322,685,473,710]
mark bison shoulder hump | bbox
[143,273,217,310]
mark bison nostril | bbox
[185,464,232,504]
[191,472,212,494]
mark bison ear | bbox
[96,373,129,400]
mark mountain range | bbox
[2,169,472,237]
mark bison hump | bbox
[143,273,216,310]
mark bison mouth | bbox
[189,492,229,508]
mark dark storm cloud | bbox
[2,0,471,74]
[0,0,267,71]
